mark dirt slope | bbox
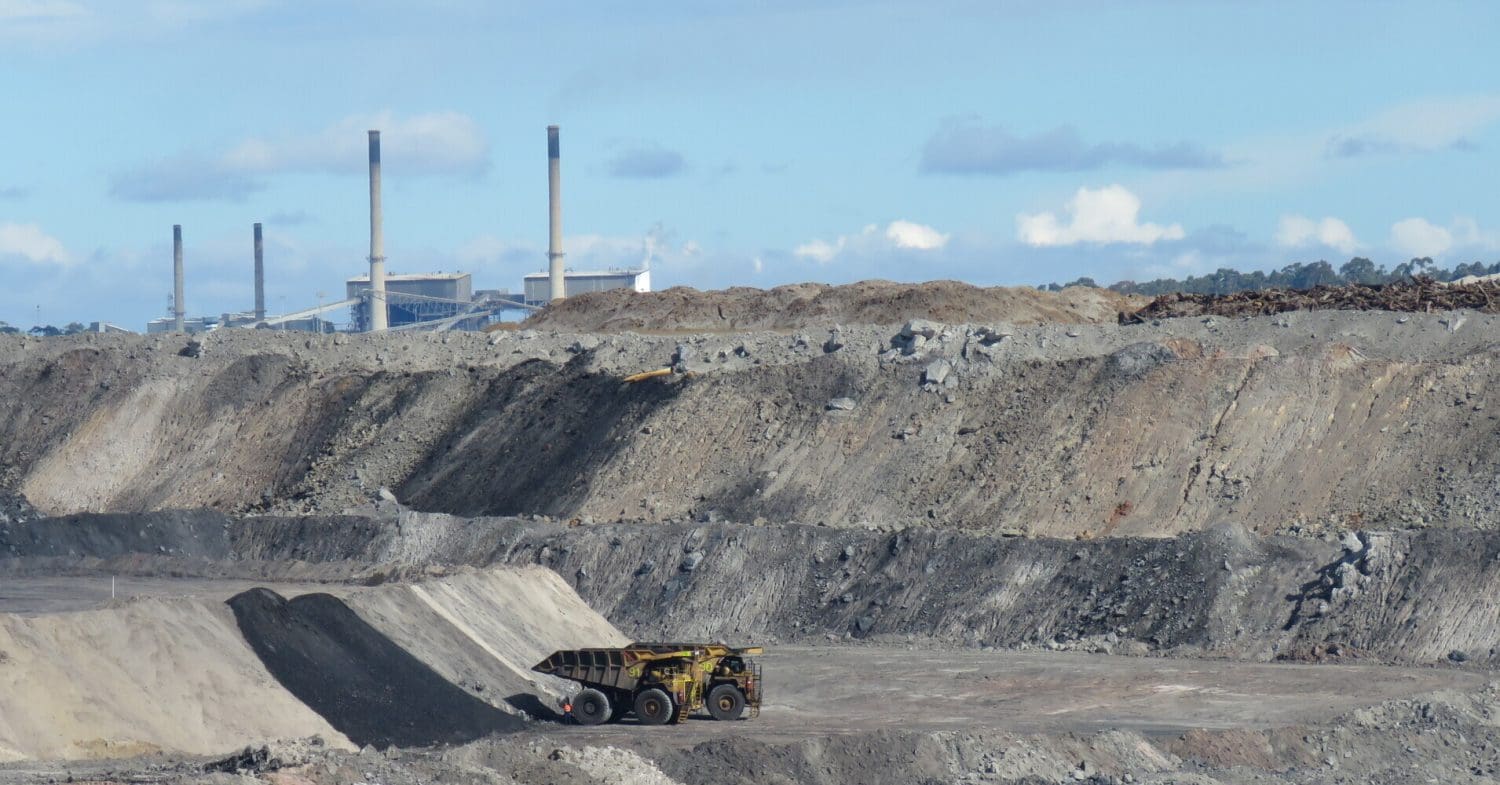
[0,597,351,761]
[523,280,1143,332]
[8,511,1500,667]
[343,567,630,711]
[2,309,1499,536]
[229,588,527,748]
[0,564,623,761]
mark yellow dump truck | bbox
[532,642,763,725]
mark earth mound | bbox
[227,587,528,749]
[524,280,1142,332]
[1121,276,1500,322]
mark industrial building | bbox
[147,124,650,336]
[346,272,474,331]
[522,268,650,306]
[146,316,213,334]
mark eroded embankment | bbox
[6,511,1499,666]
[0,597,351,761]
[0,565,623,760]
[2,311,1500,536]
[229,588,527,748]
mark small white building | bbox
[522,268,650,306]
[145,316,214,334]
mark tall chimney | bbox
[253,222,265,322]
[172,224,185,332]
[367,129,388,331]
[547,125,565,303]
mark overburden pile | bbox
[227,588,530,748]
[1121,275,1500,322]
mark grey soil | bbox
[3,284,1500,784]
[227,587,526,748]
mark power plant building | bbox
[346,272,473,331]
[522,268,650,306]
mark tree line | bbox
[0,321,89,336]
[1045,258,1500,296]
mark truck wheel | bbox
[572,688,611,725]
[634,688,674,725]
[706,683,746,721]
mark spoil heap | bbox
[229,589,527,748]
[0,598,349,761]
[1121,275,1500,322]
[524,280,1142,332]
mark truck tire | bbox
[633,688,674,725]
[572,688,611,725]
[706,683,746,721]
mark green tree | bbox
[63,322,86,335]
[1338,257,1381,284]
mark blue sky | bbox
[2,0,1499,329]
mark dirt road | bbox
[0,576,1475,745]
[557,645,1482,744]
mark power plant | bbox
[253,223,265,323]
[148,124,649,334]
[366,129,389,332]
[548,125,565,304]
[172,225,184,332]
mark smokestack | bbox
[547,125,565,303]
[367,129,388,331]
[172,224,185,332]
[253,223,265,322]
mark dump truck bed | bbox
[532,642,764,723]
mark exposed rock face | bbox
[4,309,1500,538]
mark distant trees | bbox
[0,322,91,336]
[1046,258,1500,297]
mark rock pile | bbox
[0,491,37,526]
[1121,276,1500,322]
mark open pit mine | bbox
[4,280,1500,784]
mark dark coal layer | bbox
[0,509,233,560]
[12,509,1500,666]
[226,587,525,749]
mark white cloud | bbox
[113,111,489,202]
[1387,216,1500,259]
[1017,185,1184,247]
[0,0,84,21]
[1451,217,1500,249]
[458,226,699,274]
[794,220,949,263]
[1389,218,1452,258]
[1274,215,1358,254]
[793,237,843,263]
[0,222,70,265]
[0,0,88,45]
[1,0,275,46]
[221,111,488,177]
[1327,95,1500,158]
[885,220,949,250]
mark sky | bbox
[2,0,1499,329]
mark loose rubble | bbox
[1122,275,1500,322]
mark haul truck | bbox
[532,642,763,725]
